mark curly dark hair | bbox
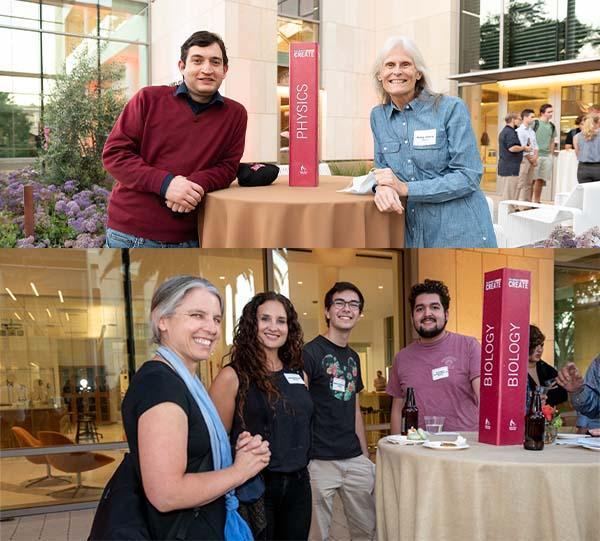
[408,279,451,312]
[180,30,228,66]
[529,324,545,355]
[224,292,304,425]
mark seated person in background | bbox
[526,325,567,408]
[373,370,387,392]
[557,353,600,420]
[388,279,480,433]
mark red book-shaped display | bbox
[289,42,319,187]
[479,268,531,445]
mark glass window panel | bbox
[0,451,121,509]
[0,249,128,450]
[100,39,148,95]
[41,0,99,36]
[460,0,502,72]
[560,83,600,147]
[128,249,265,385]
[277,17,318,66]
[460,83,499,192]
[0,27,41,76]
[98,0,148,42]
[278,0,319,21]
[0,0,41,30]
[554,256,600,376]
[0,76,40,158]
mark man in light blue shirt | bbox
[515,108,538,204]
[369,36,496,248]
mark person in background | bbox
[557,354,600,420]
[374,370,387,392]
[369,35,496,247]
[116,276,269,539]
[573,113,600,183]
[303,282,375,541]
[526,325,567,409]
[531,103,557,203]
[516,108,538,204]
[210,292,313,541]
[564,115,583,150]
[388,279,480,433]
[498,112,530,213]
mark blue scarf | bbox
[157,346,252,541]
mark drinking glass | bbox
[425,416,445,433]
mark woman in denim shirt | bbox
[370,36,496,248]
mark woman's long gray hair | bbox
[150,275,223,344]
[372,36,435,104]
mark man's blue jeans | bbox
[105,228,199,248]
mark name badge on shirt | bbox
[284,372,305,385]
[432,366,449,381]
[331,377,346,392]
[413,129,437,146]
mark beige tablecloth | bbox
[198,176,405,248]
[376,433,600,541]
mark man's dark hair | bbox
[180,31,228,66]
[408,279,450,312]
[529,324,545,355]
[521,108,535,119]
[540,103,553,114]
[324,282,364,326]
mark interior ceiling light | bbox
[5,287,16,301]
[58,290,64,303]
[30,282,39,296]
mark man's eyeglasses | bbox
[332,299,361,310]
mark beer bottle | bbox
[524,388,545,451]
[401,387,419,435]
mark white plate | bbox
[557,433,590,440]
[423,441,469,451]
[581,444,600,452]
[384,435,427,445]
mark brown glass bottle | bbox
[524,388,545,451]
[401,387,419,435]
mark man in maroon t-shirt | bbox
[103,31,247,247]
[388,279,481,432]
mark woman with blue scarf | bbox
[121,275,270,540]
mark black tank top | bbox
[230,367,313,473]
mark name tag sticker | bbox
[432,366,449,381]
[331,377,346,392]
[413,129,437,146]
[284,373,305,385]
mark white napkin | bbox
[337,171,376,195]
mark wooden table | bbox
[376,432,599,541]
[198,175,405,248]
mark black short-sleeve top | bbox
[121,360,226,540]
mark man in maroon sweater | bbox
[103,31,247,247]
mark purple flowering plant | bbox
[536,225,600,248]
[0,168,109,248]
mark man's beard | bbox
[415,317,447,339]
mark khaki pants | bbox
[308,455,376,541]
[500,174,520,213]
[516,159,535,203]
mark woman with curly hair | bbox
[210,292,314,540]
[573,113,600,183]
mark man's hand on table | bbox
[556,362,584,393]
[165,175,204,213]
